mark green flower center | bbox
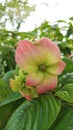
[39,64,46,71]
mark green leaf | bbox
[0,98,25,130]
[57,20,66,23]
[3,70,15,85]
[49,105,73,130]
[69,17,73,21]
[55,84,73,103]
[0,92,23,107]
[0,78,12,102]
[0,103,14,130]
[58,72,73,87]
[4,93,61,130]
[60,58,73,76]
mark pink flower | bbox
[15,38,66,95]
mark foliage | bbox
[49,105,73,130]
[0,0,35,30]
[0,6,73,128]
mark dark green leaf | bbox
[0,78,12,102]
[55,84,73,103]
[3,70,15,85]
[0,98,25,130]
[49,105,73,130]
[0,103,14,130]
[60,58,73,76]
[4,93,61,130]
[66,23,73,37]
[0,92,23,107]
[58,72,73,87]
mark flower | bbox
[14,38,66,98]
